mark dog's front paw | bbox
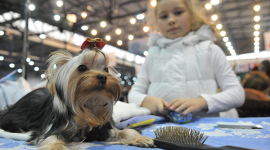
[115,129,154,147]
[132,135,154,148]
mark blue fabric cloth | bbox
[0,117,270,150]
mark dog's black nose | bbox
[97,75,107,84]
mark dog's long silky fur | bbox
[0,49,153,149]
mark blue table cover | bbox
[0,117,269,150]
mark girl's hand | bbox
[169,97,208,115]
[141,96,170,116]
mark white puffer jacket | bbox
[128,25,245,117]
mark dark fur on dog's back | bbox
[0,87,112,144]
[0,88,53,133]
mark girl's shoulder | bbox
[196,40,223,53]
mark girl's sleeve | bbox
[127,56,151,106]
[200,44,245,113]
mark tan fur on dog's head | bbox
[44,49,122,127]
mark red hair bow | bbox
[81,37,105,50]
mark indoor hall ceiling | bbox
[0,0,270,59]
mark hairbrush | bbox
[153,126,255,150]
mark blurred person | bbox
[237,71,270,117]
[259,60,270,78]
[128,0,244,118]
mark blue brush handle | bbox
[164,107,192,123]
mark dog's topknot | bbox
[81,37,105,50]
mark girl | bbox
[128,0,245,117]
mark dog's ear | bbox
[45,50,73,93]
[47,50,73,68]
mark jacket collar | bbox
[148,25,214,48]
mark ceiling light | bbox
[220,31,226,37]
[144,51,148,56]
[54,15,61,21]
[17,68,22,73]
[56,0,63,7]
[228,45,233,50]
[0,30,4,36]
[231,51,236,56]
[41,74,46,78]
[210,0,220,5]
[228,47,234,51]
[81,25,88,30]
[116,29,121,35]
[254,5,260,12]
[91,29,97,36]
[136,14,145,20]
[226,42,231,47]
[128,35,134,40]
[105,35,111,41]
[130,18,136,24]
[9,63,15,68]
[216,24,222,30]
[100,21,106,28]
[151,0,157,7]
[66,14,77,23]
[87,5,94,12]
[0,56,4,61]
[254,24,260,30]
[26,58,31,62]
[34,67,39,71]
[117,40,123,46]
[29,61,34,66]
[254,37,260,42]
[254,31,260,36]
[28,4,35,11]
[211,15,218,21]
[223,37,229,42]
[143,26,150,32]
[39,34,46,39]
[229,51,235,56]
[254,16,260,22]
[205,3,212,10]
[81,12,87,19]
[117,73,121,77]
[254,45,260,49]
[254,41,260,46]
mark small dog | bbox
[0,38,153,149]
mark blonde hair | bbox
[147,0,216,33]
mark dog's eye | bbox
[104,67,109,73]
[77,65,88,72]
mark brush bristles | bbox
[154,126,208,146]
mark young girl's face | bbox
[156,0,193,39]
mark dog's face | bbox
[45,49,122,127]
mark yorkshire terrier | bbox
[0,38,153,149]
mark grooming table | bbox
[1,117,269,150]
